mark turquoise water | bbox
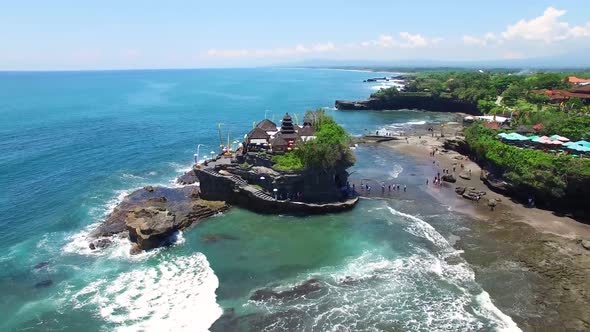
[0,69,519,331]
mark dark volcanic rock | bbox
[88,238,112,250]
[33,262,49,270]
[34,280,53,288]
[335,96,481,115]
[250,279,322,301]
[458,172,471,180]
[455,186,466,195]
[144,185,154,192]
[201,233,239,242]
[177,170,199,185]
[126,207,178,251]
[442,174,457,183]
[90,185,227,253]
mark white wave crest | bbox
[71,253,222,332]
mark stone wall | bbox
[195,168,357,214]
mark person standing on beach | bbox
[404,185,407,192]
[426,179,429,185]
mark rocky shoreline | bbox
[89,185,227,253]
[335,96,481,115]
[368,122,590,331]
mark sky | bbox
[1,0,589,70]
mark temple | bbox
[245,113,316,153]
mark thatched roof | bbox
[247,127,269,140]
[256,119,277,131]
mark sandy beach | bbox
[366,122,590,331]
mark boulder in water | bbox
[459,172,471,180]
[34,279,53,288]
[455,187,466,195]
[126,207,178,251]
[144,185,154,192]
[250,279,322,301]
[442,174,456,183]
[33,262,49,270]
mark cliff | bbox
[335,96,481,115]
[195,167,357,215]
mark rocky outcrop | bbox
[177,169,199,185]
[442,174,457,183]
[250,279,322,301]
[126,207,177,250]
[335,96,481,115]
[91,185,228,252]
[195,168,358,215]
[456,186,486,201]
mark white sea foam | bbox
[385,206,522,331]
[388,164,403,179]
[121,173,145,180]
[475,291,521,332]
[71,253,222,332]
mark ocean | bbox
[0,68,520,331]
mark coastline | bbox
[381,125,590,240]
[372,123,590,330]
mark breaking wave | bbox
[244,206,520,331]
[71,253,222,332]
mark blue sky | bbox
[1,0,589,70]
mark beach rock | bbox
[89,238,113,250]
[581,240,590,251]
[442,174,456,183]
[201,233,239,242]
[250,279,322,301]
[144,185,154,192]
[126,207,178,251]
[459,172,471,180]
[487,199,497,210]
[33,262,49,270]
[455,186,466,195]
[34,280,53,289]
[177,170,199,185]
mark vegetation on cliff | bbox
[272,109,355,171]
[370,71,590,115]
[464,124,590,202]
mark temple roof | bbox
[280,113,296,134]
[247,127,269,140]
[256,119,278,131]
[298,125,316,136]
[270,133,288,147]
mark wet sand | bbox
[361,123,590,331]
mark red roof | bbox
[571,85,590,94]
[532,123,544,130]
[535,89,590,100]
[568,76,590,84]
[483,122,501,130]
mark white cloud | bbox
[361,32,442,49]
[463,32,499,47]
[502,6,590,43]
[207,42,336,58]
[463,35,487,46]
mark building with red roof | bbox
[567,76,590,85]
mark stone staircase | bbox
[252,189,275,201]
[202,167,276,201]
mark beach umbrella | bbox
[557,136,570,142]
[527,135,540,140]
[539,136,549,140]
[575,140,590,148]
[549,134,561,140]
[562,141,576,147]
